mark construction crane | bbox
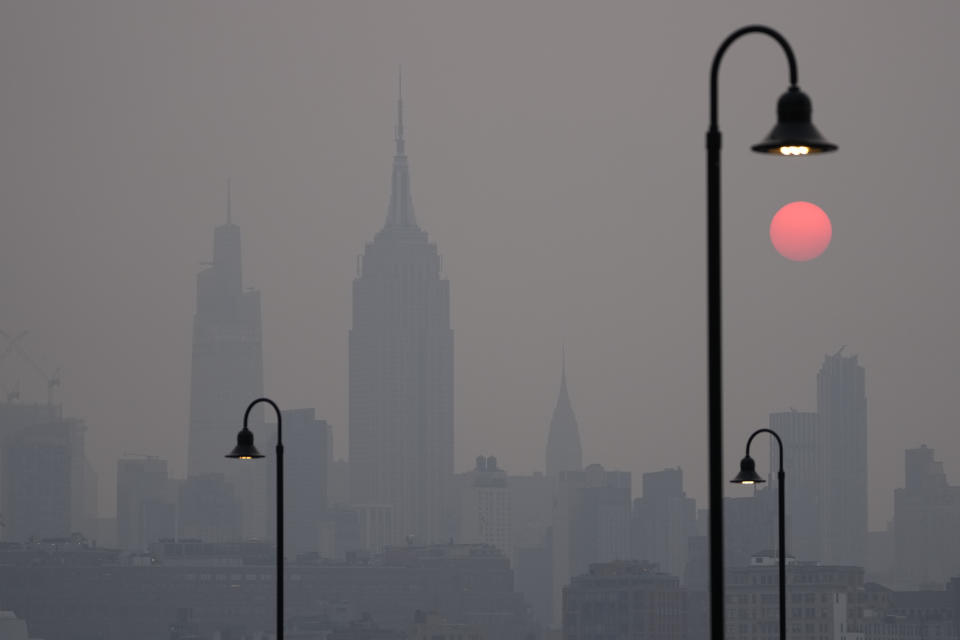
[0,330,62,407]
[0,330,28,365]
[0,332,26,404]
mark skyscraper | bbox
[551,464,632,626]
[545,354,582,477]
[458,455,512,558]
[630,467,696,579]
[769,409,820,561]
[116,455,175,551]
[894,445,960,586]
[349,81,454,546]
[1,417,97,542]
[817,348,867,566]
[177,473,241,542]
[266,408,331,555]
[186,189,264,537]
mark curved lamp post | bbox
[731,428,786,640]
[226,397,283,639]
[705,24,835,640]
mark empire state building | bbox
[349,83,454,545]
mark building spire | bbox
[396,65,405,155]
[546,351,582,476]
[561,344,567,389]
[385,66,417,228]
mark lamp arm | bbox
[745,427,784,473]
[243,396,283,446]
[710,25,798,131]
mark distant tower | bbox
[116,456,175,551]
[459,455,512,558]
[551,464,631,626]
[186,186,264,537]
[894,445,960,585]
[769,409,820,561]
[817,348,867,566]
[187,186,263,478]
[266,409,331,556]
[1,417,97,541]
[349,76,454,546]
[631,467,696,579]
[546,352,582,476]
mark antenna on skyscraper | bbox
[395,65,405,154]
[561,344,567,385]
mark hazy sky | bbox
[1,1,958,526]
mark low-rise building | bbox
[860,583,958,640]
[726,552,864,640]
[0,611,31,640]
[0,542,534,640]
[562,560,686,640]
[409,610,485,640]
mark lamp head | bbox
[225,426,264,460]
[752,86,837,156]
[731,455,766,485]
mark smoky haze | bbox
[1,0,958,531]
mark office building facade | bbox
[817,349,868,566]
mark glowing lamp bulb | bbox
[779,145,810,156]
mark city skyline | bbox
[3,4,960,638]
[1,2,959,533]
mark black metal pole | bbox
[706,125,724,640]
[708,26,797,640]
[778,468,786,640]
[240,397,284,640]
[276,428,284,640]
[742,427,786,640]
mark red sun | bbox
[770,201,832,261]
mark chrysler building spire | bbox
[546,350,583,476]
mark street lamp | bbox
[731,428,786,640]
[705,24,835,640]
[226,397,283,640]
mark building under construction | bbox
[0,331,98,543]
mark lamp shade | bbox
[752,87,837,155]
[225,426,264,459]
[731,455,766,484]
